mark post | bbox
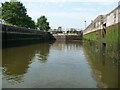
[84,20,86,29]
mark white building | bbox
[106,5,120,27]
[83,5,120,35]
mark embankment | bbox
[83,23,120,64]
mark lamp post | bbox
[84,20,86,29]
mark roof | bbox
[106,5,120,16]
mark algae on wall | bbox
[83,23,120,64]
[83,23,119,43]
[83,40,119,88]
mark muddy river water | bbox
[2,41,119,88]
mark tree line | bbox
[1,1,50,31]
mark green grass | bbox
[83,23,119,44]
[83,31,98,41]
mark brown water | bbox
[2,41,119,88]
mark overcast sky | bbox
[1,0,119,30]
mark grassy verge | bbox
[83,23,119,43]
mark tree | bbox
[37,16,50,31]
[1,1,35,29]
[69,28,77,33]
[57,26,62,31]
[0,6,2,24]
[23,15,35,29]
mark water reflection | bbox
[2,40,119,88]
[83,40,119,88]
[2,42,53,84]
[51,41,82,51]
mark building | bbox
[83,5,120,35]
[106,5,120,27]
[83,15,106,35]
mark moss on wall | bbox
[83,23,120,64]
[83,23,119,44]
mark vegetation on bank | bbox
[1,1,35,29]
[102,23,119,44]
[66,28,78,34]
[83,23,119,44]
[1,1,50,31]
[83,31,98,41]
[37,16,50,31]
[83,23,120,64]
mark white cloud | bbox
[27,10,94,21]
[73,7,99,11]
[59,4,64,8]
[1,0,118,29]
[1,0,119,3]
[73,8,83,11]
[19,0,119,3]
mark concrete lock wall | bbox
[83,5,120,63]
[53,34,83,41]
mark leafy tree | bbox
[66,30,69,34]
[0,6,2,23]
[1,1,35,29]
[69,28,77,33]
[37,16,50,31]
[57,26,62,31]
[23,15,35,28]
